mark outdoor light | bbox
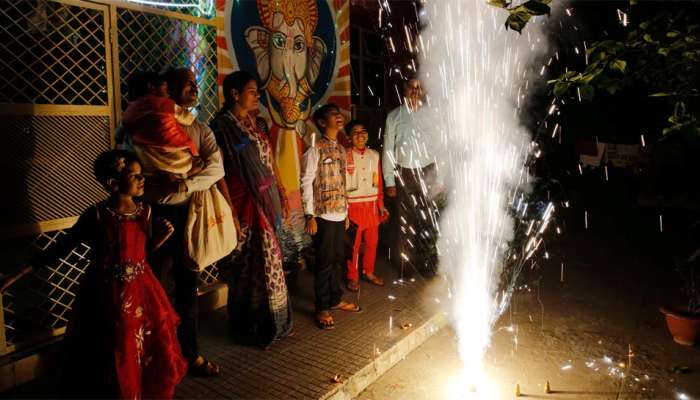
[125,0,214,16]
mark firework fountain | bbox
[418,0,553,395]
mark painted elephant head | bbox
[245,0,328,128]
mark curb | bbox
[321,312,448,400]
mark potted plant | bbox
[660,243,700,346]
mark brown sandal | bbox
[347,280,359,292]
[316,311,335,330]
[188,357,220,377]
[364,274,385,286]
[331,301,362,313]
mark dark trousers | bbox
[396,164,439,276]
[150,204,200,364]
[313,218,345,313]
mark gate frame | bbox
[0,0,115,238]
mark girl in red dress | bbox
[1,150,187,399]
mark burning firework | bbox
[417,0,554,391]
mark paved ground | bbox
[357,177,700,400]
[4,247,445,399]
[174,254,442,400]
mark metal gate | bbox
[0,0,220,359]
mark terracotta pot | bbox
[660,306,700,346]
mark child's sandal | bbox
[364,274,384,287]
[316,311,335,330]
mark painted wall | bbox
[215,0,351,256]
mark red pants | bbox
[347,201,380,281]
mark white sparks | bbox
[423,0,552,382]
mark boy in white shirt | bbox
[344,120,389,292]
[301,104,361,330]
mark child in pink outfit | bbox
[344,120,389,292]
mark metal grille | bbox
[26,230,91,328]
[0,230,89,350]
[116,8,219,123]
[2,291,17,348]
[3,229,222,346]
[1,115,110,228]
[0,0,108,105]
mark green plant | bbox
[487,0,553,33]
[490,1,700,141]
[547,9,700,139]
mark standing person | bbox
[382,75,441,277]
[143,68,224,377]
[0,150,186,399]
[210,71,293,348]
[344,120,389,292]
[301,104,361,330]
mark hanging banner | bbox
[216,0,351,257]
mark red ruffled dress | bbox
[47,202,187,399]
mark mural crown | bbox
[257,0,319,45]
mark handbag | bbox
[184,185,237,271]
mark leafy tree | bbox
[489,1,700,140]
[549,10,700,139]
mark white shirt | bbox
[300,138,348,222]
[382,104,438,187]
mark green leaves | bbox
[662,101,700,138]
[488,0,552,33]
[643,33,659,45]
[487,0,511,8]
[579,84,595,101]
[610,59,627,73]
[505,11,533,33]
[553,81,570,97]
[502,1,700,139]
[522,0,551,15]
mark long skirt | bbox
[227,207,293,347]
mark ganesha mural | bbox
[245,0,328,130]
[218,0,351,254]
